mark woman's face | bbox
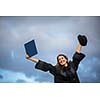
[58,55,68,66]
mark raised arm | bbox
[25,54,39,63]
[76,43,82,53]
[72,43,85,71]
[26,54,56,73]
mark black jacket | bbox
[35,52,85,83]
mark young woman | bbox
[25,35,87,83]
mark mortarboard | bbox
[24,40,38,57]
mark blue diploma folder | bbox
[24,40,38,57]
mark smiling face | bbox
[57,54,68,67]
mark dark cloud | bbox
[0,74,3,79]
[78,56,100,83]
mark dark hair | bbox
[57,54,68,62]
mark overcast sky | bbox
[0,16,100,83]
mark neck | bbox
[64,63,68,67]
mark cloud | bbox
[0,74,3,79]
[78,56,100,83]
[0,68,39,83]
[16,79,27,83]
[34,71,53,83]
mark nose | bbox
[60,60,63,63]
[60,59,65,64]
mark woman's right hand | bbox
[25,54,30,59]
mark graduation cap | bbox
[24,40,38,57]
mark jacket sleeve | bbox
[35,60,56,74]
[72,52,85,71]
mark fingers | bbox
[25,54,30,59]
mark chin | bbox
[60,63,65,66]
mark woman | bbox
[25,35,87,83]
